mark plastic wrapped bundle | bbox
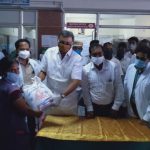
[23,76,54,111]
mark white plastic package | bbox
[22,76,54,111]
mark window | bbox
[100,14,150,26]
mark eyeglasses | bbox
[58,41,72,46]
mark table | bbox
[36,116,150,150]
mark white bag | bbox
[23,76,54,111]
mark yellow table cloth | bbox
[37,116,150,142]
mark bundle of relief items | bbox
[23,76,55,111]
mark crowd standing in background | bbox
[1,31,150,149]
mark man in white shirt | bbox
[124,40,150,127]
[14,39,41,87]
[103,42,123,77]
[39,30,82,115]
[124,36,139,64]
[10,39,42,149]
[116,42,130,74]
[82,44,125,118]
[73,40,90,66]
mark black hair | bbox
[116,42,127,60]
[139,39,150,48]
[118,42,127,49]
[89,43,103,54]
[0,57,18,77]
[58,30,74,42]
[128,36,139,43]
[135,41,150,59]
[90,40,99,47]
[103,42,112,49]
[15,39,30,49]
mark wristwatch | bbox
[61,94,65,99]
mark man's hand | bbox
[86,111,94,119]
[51,94,62,106]
[110,109,119,118]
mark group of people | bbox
[0,30,150,149]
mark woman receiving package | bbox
[0,57,42,150]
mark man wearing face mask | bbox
[82,44,125,118]
[14,39,41,87]
[73,41,83,55]
[116,42,130,74]
[103,42,123,77]
[39,30,82,115]
[13,39,41,149]
[73,40,90,66]
[125,36,139,64]
[124,41,150,127]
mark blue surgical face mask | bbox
[134,58,147,69]
[74,49,82,55]
[6,72,19,84]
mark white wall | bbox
[30,0,150,12]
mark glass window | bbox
[0,27,18,54]
[65,13,96,23]
[65,13,96,56]
[0,10,20,24]
[100,14,150,26]
[98,28,150,54]
[23,11,36,25]
[23,26,37,58]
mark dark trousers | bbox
[92,102,113,116]
[130,100,139,118]
[92,102,128,118]
[27,116,36,149]
[0,131,31,150]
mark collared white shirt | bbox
[40,46,82,115]
[120,57,130,74]
[124,62,150,121]
[111,57,123,76]
[124,51,136,64]
[82,60,124,112]
[18,58,41,86]
[81,55,90,66]
[41,46,82,82]
[20,62,35,85]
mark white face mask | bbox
[18,50,30,59]
[91,56,104,65]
